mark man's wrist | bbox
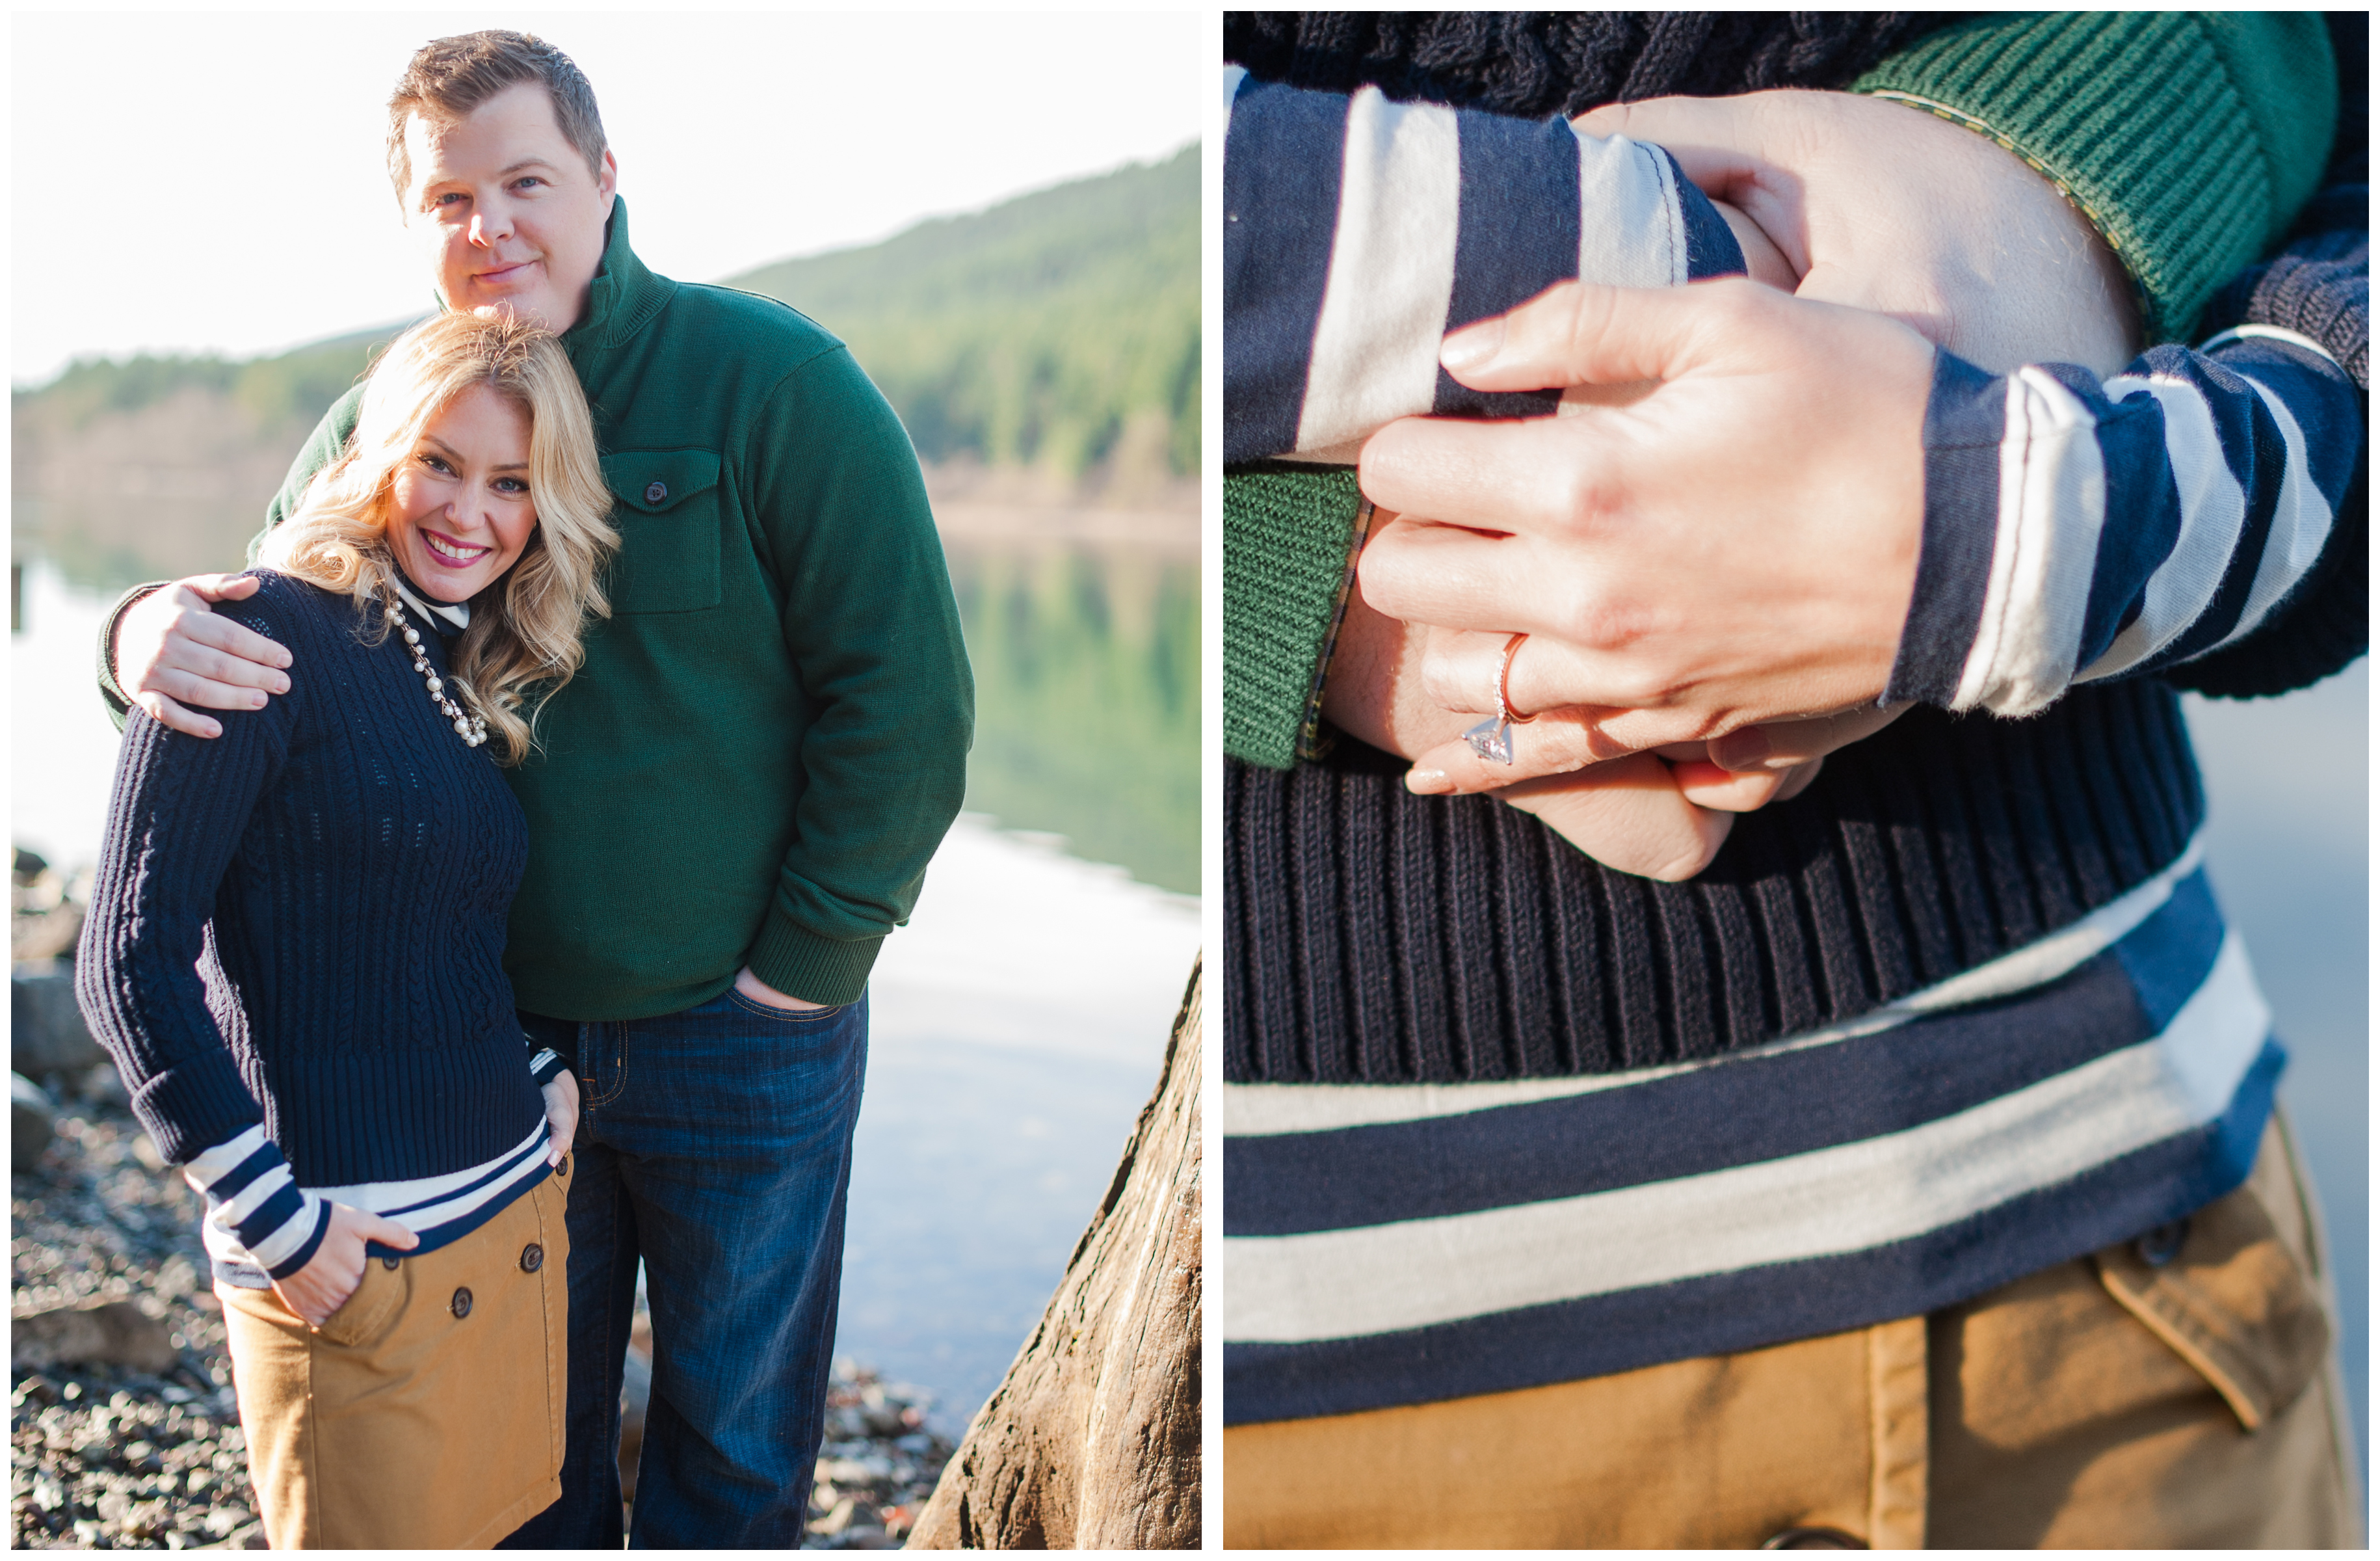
[744,911,879,1009]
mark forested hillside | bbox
[727,146,1198,483]
[12,148,1198,588]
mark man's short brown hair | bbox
[386,31,607,203]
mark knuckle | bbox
[1580,721,1631,764]
[1419,662,1459,707]
[1353,535,1402,594]
[1545,721,1601,772]
[1705,282,1765,335]
[1420,653,1472,709]
[1548,587,1628,655]
[1604,667,1663,708]
[1540,467,1615,537]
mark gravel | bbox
[14,1093,953,1550]
[806,1367,957,1548]
[12,1104,259,1551]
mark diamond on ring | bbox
[1464,715,1515,765]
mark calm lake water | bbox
[10,536,1201,1439]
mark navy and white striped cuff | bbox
[1889,334,2357,715]
[1223,68,1743,465]
[183,1125,328,1281]
[200,1119,555,1289]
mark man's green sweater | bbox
[109,199,974,1017]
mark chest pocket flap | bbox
[600,449,724,614]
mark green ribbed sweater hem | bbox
[747,911,884,1009]
[1853,10,2336,341]
[1224,466,1362,769]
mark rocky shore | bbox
[12,935,951,1549]
[12,1095,258,1550]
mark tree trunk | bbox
[906,961,1202,1550]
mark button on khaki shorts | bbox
[217,1164,571,1549]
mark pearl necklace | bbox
[384,595,488,748]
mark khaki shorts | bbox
[217,1164,571,1550]
[1224,1113,2359,1548]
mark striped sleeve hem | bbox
[183,1124,329,1281]
[204,1120,556,1290]
[1223,73,1745,464]
[527,1047,568,1087]
[1886,332,2360,715]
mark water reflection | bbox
[947,539,1200,895]
[11,510,1203,901]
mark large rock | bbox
[12,1300,180,1375]
[908,962,1201,1550]
[13,960,105,1079]
[13,1071,56,1171]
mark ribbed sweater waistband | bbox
[1224,679,2205,1084]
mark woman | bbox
[75,312,619,1549]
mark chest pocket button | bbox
[645,481,668,504]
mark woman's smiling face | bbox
[387,382,538,602]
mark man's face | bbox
[402,81,618,332]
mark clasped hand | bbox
[1327,89,2141,881]
[1324,274,1933,879]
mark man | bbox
[102,31,973,1547]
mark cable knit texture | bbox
[1223,12,1952,118]
[77,570,542,1182]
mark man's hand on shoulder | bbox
[115,574,293,739]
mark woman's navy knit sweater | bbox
[77,570,558,1284]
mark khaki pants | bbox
[1225,1114,2359,1548]
[218,1167,571,1549]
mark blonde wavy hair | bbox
[259,313,617,765]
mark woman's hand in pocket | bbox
[272,1203,419,1327]
[542,1070,580,1166]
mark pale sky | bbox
[12,10,1202,385]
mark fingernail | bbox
[250,693,267,709]
[1407,766,1455,795]
[1440,317,1505,373]
[1712,727,1771,770]
[274,676,290,693]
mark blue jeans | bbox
[501,989,868,1548]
